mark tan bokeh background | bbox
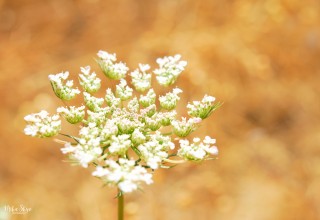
[1,0,320,219]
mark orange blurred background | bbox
[1,0,320,219]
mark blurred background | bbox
[1,0,320,219]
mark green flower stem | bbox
[58,133,80,143]
[118,190,124,220]
[97,153,108,162]
[163,158,186,164]
[131,146,141,157]
[161,132,173,136]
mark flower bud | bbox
[105,88,121,107]
[24,110,61,138]
[49,71,80,100]
[109,134,132,156]
[187,95,221,119]
[177,136,218,161]
[83,92,104,112]
[115,79,133,101]
[131,128,146,145]
[139,89,156,107]
[153,54,187,86]
[171,117,201,137]
[131,63,152,92]
[159,88,182,110]
[57,106,85,124]
[158,111,177,126]
[79,66,101,93]
[97,51,128,80]
[127,97,139,113]
[145,114,162,131]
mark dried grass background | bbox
[1,0,320,219]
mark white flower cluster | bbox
[159,88,182,110]
[187,95,221,119]
[24,50,221,194]
[61,122,103,168]
[83,92,104,112]
[97,50,129,80]
[139,89,156,107]
[171,117,202,137]
[115,79,133,101]
[158,111,177,126]
[57,106,85,124]
[79,66,101,93]
[109,134,132,156]
[138,131,175,169]
[48,71,80,100]
[62,142,103,168]
[105,88,121,107]
[131,64,152,92]
[92,159,153,193]
[24,110,61,138]
[153,54,187,86]
[178,136,218,161]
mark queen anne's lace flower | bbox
[97,50,116,61]
[61,123,103,168]
[187,95,221,119]
[140,104,157,118]
[86,108,110,126]
[131,64,152,92]
[139,89,156,107]
[24,110,61,138]
[153,55,187,86]
[131,128,146,145]
[97,50,128,80]
[49,71,80,100]
[145,113,162,131]
[127,97,139,113]
[57,106,85,124]
[171,117,202,137]
[178,136,218,161]
[24,50,220,194]
[109,134,132,156]
[138,131,175,169]
[116,79,133,101]
[83,92,104,112]
[159,88,182,110]
[105,88,121,107]
[158,111,177,126]
[100,119,118,143]
[72,145,102,168]
[79,66,101,93]
[92,159,153,193]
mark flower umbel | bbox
[178,136,218,161]
[131,64,152,92]
[83,92,104,112]
[48,71,80,100]
[97,50,129,80]
[92,159,153,193]
[79,66,101,93]
[24,110,61,138]
[153,54,187,86]
[187,95,222,119]
[159,88,183,110]
[139,89,156,107]
[171,117,202,137]
[24,50,221,194]
[57,106,85,124]
[115,79,133,101]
